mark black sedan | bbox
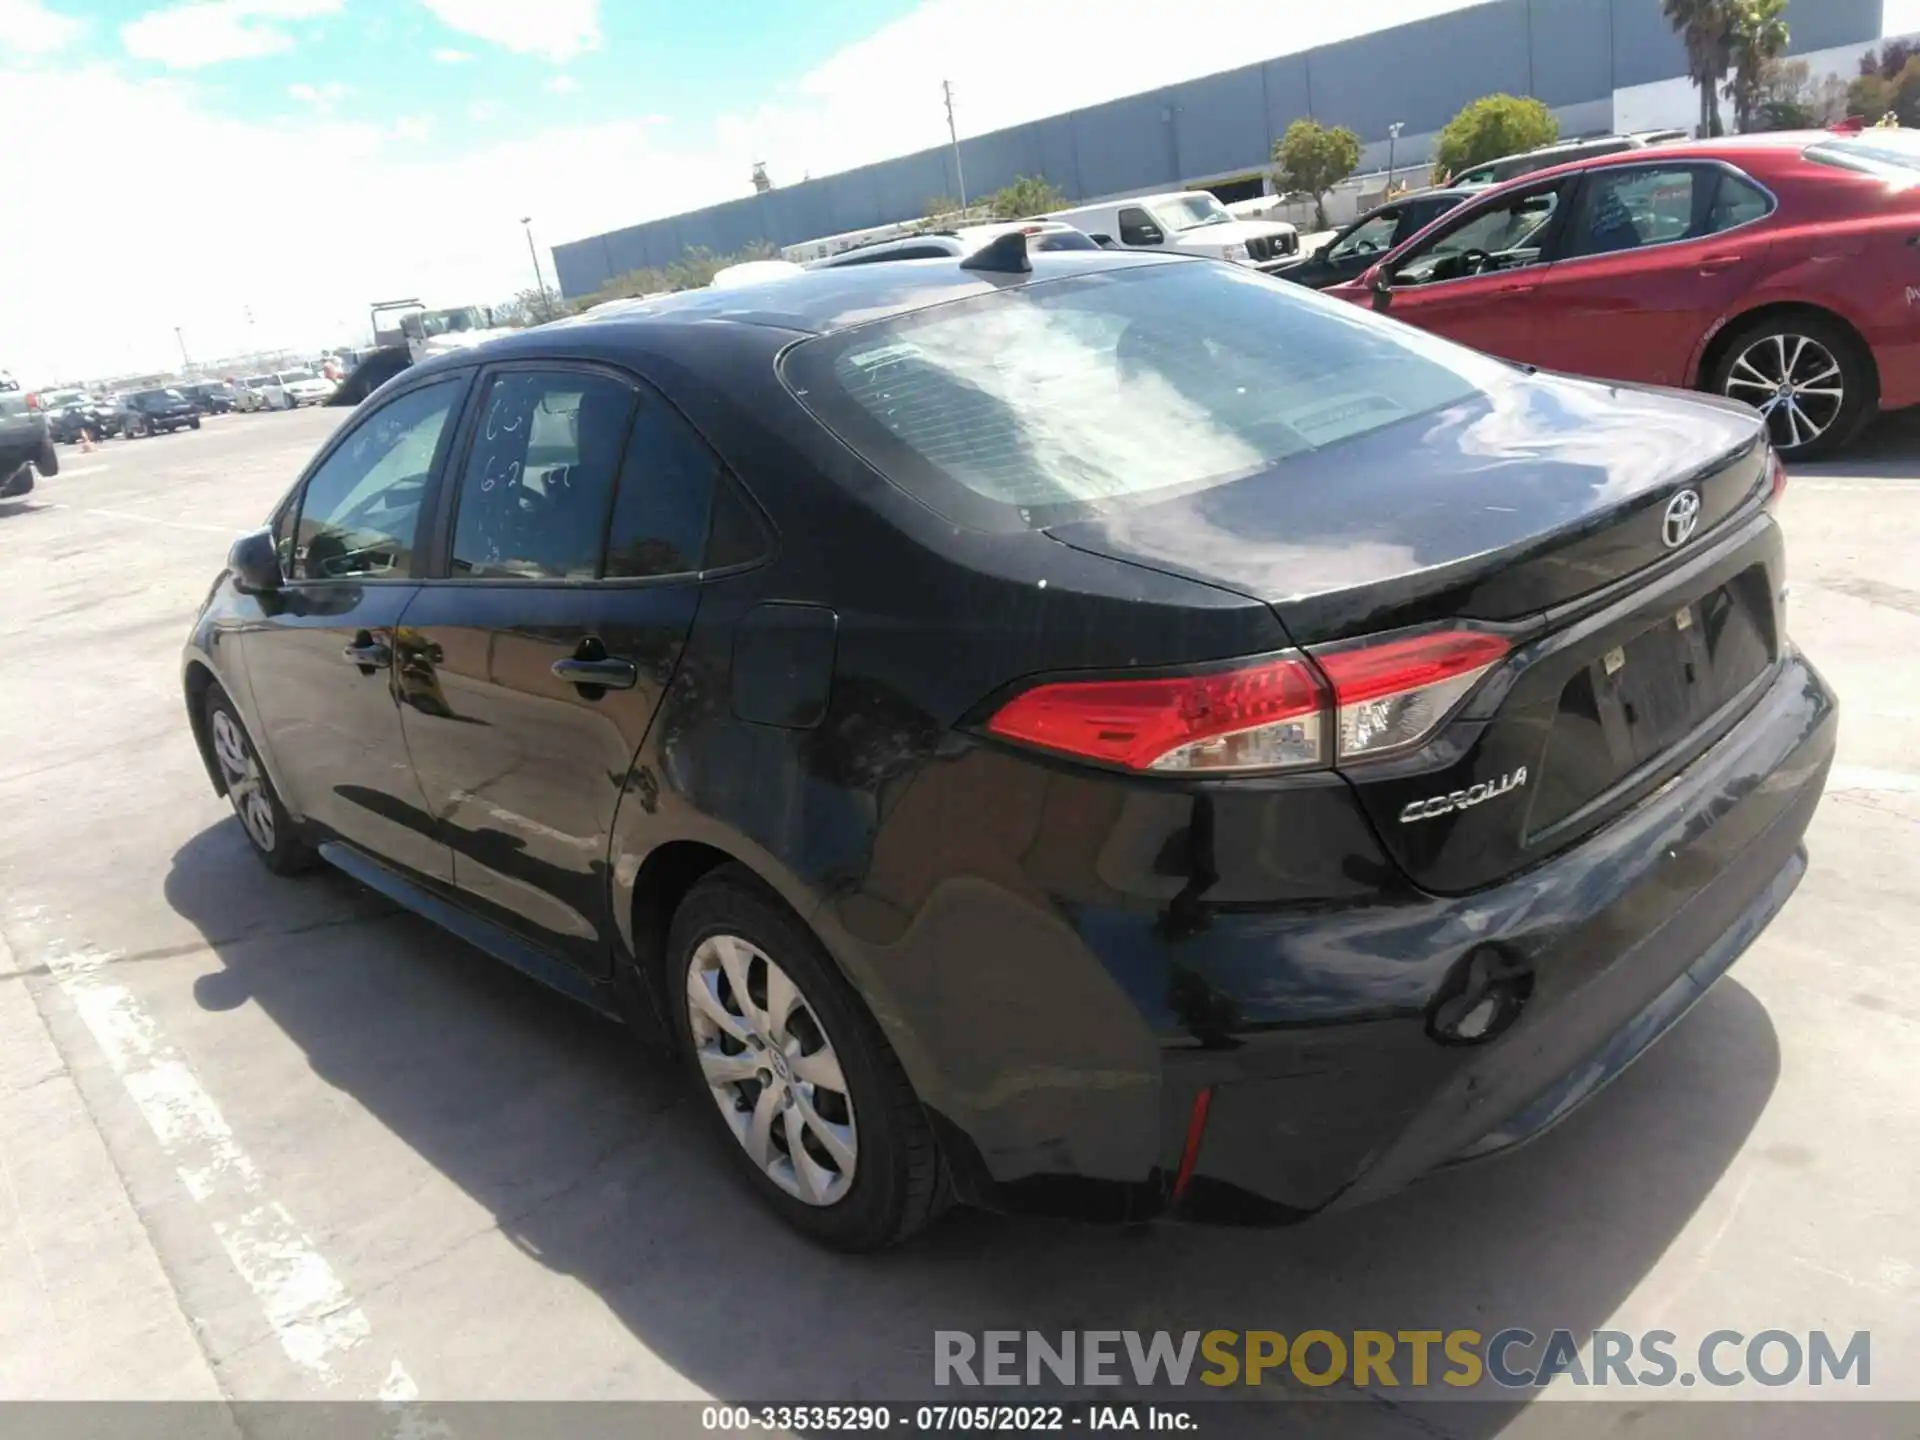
[180,380,237,414]
[119,387,202,437]
[1266,187,1474,289]
[48,400,116,443]
[182,245,1835,1250]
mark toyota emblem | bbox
[1662,490,1702,549]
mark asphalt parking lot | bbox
[1,407,1916,1428]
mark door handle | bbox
[342,630,391,671]
[1698,255,1743,274]
[552,657,639,690]
[1490,283,1537,297]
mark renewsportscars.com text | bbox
[934,1329,1871,1390]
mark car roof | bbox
[535,249,1179,341]
[1466,131,1825,195]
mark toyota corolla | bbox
[182,243,1835,1250]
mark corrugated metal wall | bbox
[552,0,1883,297]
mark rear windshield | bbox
[1806,131,1920,179]
[244,376,274,387]
[782,262,1493,529]
[279,371,316,383]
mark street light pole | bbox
[943,80,968,211]
[520,216,553,320]
[1387,122,1404,195]
[174,326,192,373]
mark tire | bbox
[1709,313,1873,460]
[34,436,57,477]
[666,866,947,1251]
[203,685,317,876]
[189,417,201,430]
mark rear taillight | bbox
[24,393,38,411]
[986,654,1327,774]
[984,629,1509,775]
[1315,630,1511,761]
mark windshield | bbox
[1806,131,1920,180]
[244,376,274,388]
[279,371,316,384]
[783,263,1492,530]
[417,308,483,338]
[1150,194,1234,231]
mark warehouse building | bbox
[553,0,1885,299]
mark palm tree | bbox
[1726,0,1792,133]
[1663,0,1736,138]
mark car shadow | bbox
[1795,411,1920,479]
[167,817,1781,1427]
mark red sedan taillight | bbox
[1764,448,1788,511]
[985,630,1510,776]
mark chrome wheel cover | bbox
[211,709,276,852]
[685,933,857,1207]
[1723,332,1845,452]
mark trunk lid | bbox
[1048,375,1785,892]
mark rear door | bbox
[1371,177,1575,360]
[1524,162,1777,387]
[242,373,472,880]
[396,363,719,975]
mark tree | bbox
[1849,70,1897,121]
[1271,118,1361,230]
[1663,0,1736,138]
[1430,95,1558,185]
[1724,0,1790,132]
[987,174,1067,219]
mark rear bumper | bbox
[1172,651,1834,1222]
[887,650,1833,1224]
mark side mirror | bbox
[229,526,283,594]
[1367,267,1394,311]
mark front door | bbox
[1524,162,1776,387]
[1372,177,1573,362]
[244,374,471,880]
[398,365,718,974]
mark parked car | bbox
[1445,129,1691,190]
[47,396,117,443]
[806,222,1100,268]
[118,388,202,437]
[180,380,236,414]
[1328,130,1920,457]
[183,242,1833,1251]
[1266,188,1475,289]
[235,376,276,412]
[1046,191,1300,268]
[0,375,56,495]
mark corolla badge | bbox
[1662,489,1702,549]
[1399,768,1528,824]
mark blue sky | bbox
[8,0,1906,379]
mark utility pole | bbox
[520,216,554,321]
[943,79,967,210]
[174,326,191,373]
[1387,122,1404,195]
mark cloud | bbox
[544,74,580,96]
[287,79,349,113]
[121,0,344,69]
[430,46,474,63]
[6,0,1483,379]
[418,0,598,63]
[0,0,84,55]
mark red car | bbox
[1327,129,1920,458]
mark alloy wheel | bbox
[685,933,858,1206]
[210,709,277,852]
[1722,333,1845,453]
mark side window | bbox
[1328,210,1400,263]
[603,396,723,578]
[1391,184,1565,287]
[450,370,637,580]
[1568,166,1701,258]
[1709,171,1774,233]
[1117,207,1164,247]
[286,378,461,581]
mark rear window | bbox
[782,262,1494,530]
[244,376,274,388]
[1806,131,1920,179]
